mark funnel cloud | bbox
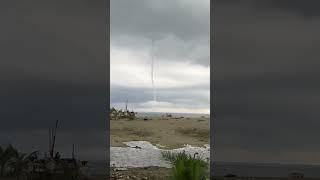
[110,0,210,114]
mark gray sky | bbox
[110,0,210,114]
[214,0,320,164]
[0,0,107,161]
[2,0,320,165]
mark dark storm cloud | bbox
[214,9,320,80]
[0,0,106,129]
[111,0,210,66]
[111,0,209,41]
[0,0,105,85]
[0,71,106,130]
[214,0,320,163]
[255,0,320,18]
[0,0,106,160]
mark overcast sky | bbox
[110,0,210,114]
[0,0,107,161]
[214,0,320,164]
[2,0,320,166]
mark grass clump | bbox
[162,151,209,180]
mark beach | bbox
[110,115,210,149]
[109,116,320,179]
[110,114,210,179]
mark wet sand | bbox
[110,116,209,149]
[110,166,171,180]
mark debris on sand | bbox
[131,146,142,149]
[111,167,170,180]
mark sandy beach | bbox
[110,116,210,149]
[109,115,210,179]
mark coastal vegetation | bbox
[110,107,136,120]
[0,121,103,180]
[162,151,209,180]
[0,144,83,180]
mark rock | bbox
[134,146,142,149]
[115,167,128,171]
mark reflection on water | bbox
[110,141,210,167]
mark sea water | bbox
[213,162,320,178]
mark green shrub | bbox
[162,151,209,180]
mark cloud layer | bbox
[110,0,210,114]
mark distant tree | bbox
[8,152,30,180]
[127,111,136,120]
[110,107,119,120]
[0,145,18,176]
[110,107,136,120]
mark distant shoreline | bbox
[135,112,210,118]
